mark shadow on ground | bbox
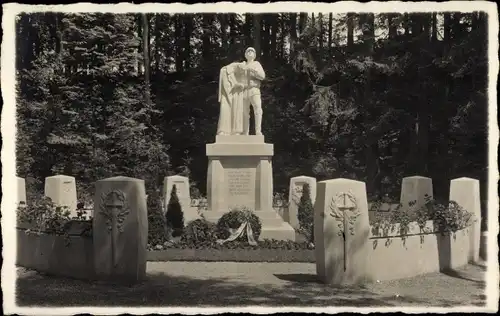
[15,268,463,307]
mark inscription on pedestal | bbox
[228,170,253,195]
[225,168,256,209]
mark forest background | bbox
[16,12,488,220]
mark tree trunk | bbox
[202,14,212,63]
[142,13,151,107]
[289,13,298,60]
[229,14,237,46]
[270,14,277,60]
[183,15,193,70]
[299,13,307,35]
[137,15,143,75]
[347,13,354,48]
[318,13,324,52]
[328,13,333,53]
[154,14,162,74]
[220,14,228,53]
[388,13,398,40]
[253,14,262,59]
[174,15,183,73]
[245,13,253,48]
[403,13,410,39]
[261,15,269,60]
[361,13,378,192]
[279,14,285,60]
[431,12,438,42]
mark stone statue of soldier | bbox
[239,47,266,136]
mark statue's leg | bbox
[251,94,263,136]
[243,95,251,135]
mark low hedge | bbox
[148,239,313,251]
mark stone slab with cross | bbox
[93,176,147,283]
[314,178,371,285]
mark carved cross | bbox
[330,191,358,272]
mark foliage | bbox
[16,196,92,245]
[151,238,313,251]
[180,218,218,247]
[147,190,168,245]
[165,185,184,237]
[16,12,487,209]
[17,196,71,235]
[216,207,262,241]
[296,183,314,242]
[426,200,475,235]
[370,197,474,238]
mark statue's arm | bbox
[250,62,266,81]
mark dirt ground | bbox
[15,260,487,308]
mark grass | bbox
[15,261,487,307]
[147,248,315,262]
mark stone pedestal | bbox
[205,135,295,241]
[93,176,148,283]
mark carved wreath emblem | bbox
[99,189,130,233]
[329,191,360,236]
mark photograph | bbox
[1,1,498,314]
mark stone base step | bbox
[260,223,296,241]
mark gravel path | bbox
[16,261,487,307]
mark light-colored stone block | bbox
[163,175,191,209]
[93,176,148,283]
[44,175,78,217]
[17,177,26,206]
[450,177,481,263]
[287,176,317,229]
[400,176,433,212]
[163,175,200,224]
[315,178,370,285]
[205,135,295,241]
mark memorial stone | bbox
[287,176,316,229]
[400,176,433,213]
[93,176,148,283]
[44,175,78,217]
[163,175,200,223]
[17,177,26,206]
[449,177,481,263]
[315,178,370,285]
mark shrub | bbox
[16,195,92,246]
[17,195,71,235]
[160,238,313,250]
[426,199,474,234]
[181,218,218,247]
[216,207,262,241]
[147,190,168,245]
[165,185,184,237]
[297,183,314,243]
